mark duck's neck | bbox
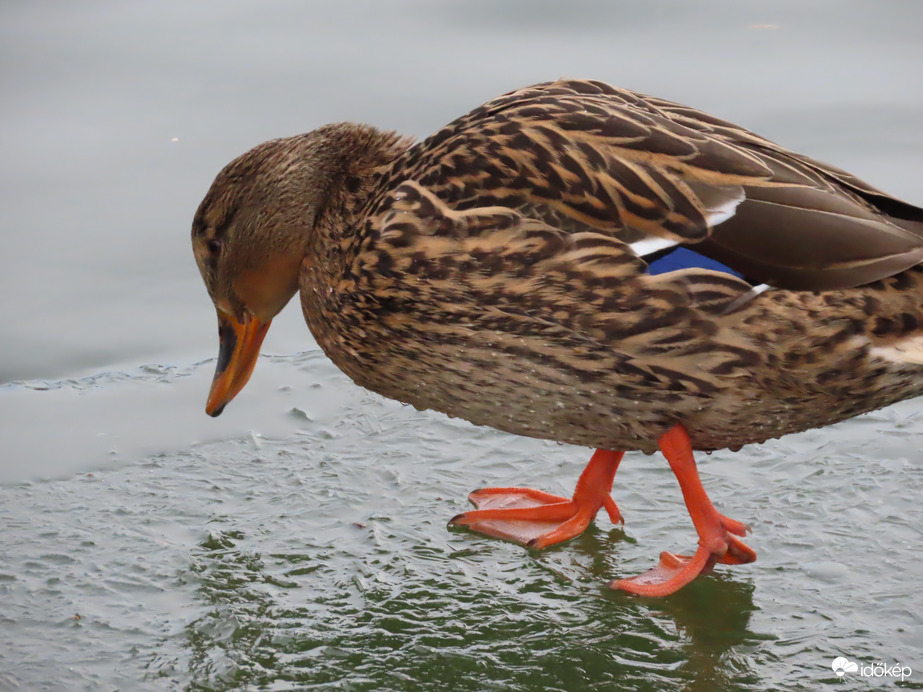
[241,124,410,324]
[295,124,413,359]
[302,123,414,272]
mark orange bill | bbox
[205,309,271,417]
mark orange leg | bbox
[448,449,624,548]
[611,424,756,597]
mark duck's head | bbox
[192,124,413,416]
[191,135,325,417]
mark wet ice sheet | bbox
[0,352,353,484]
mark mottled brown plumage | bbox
[191,79,923,595]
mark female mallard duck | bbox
[191,79,923,597]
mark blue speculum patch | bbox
[647,246,743,278]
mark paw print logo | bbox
[832,657,859,677]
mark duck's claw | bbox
[720,533,757,565]
[719,513,750,537]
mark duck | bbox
[191,79,923,597]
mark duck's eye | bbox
[206,238,223,256]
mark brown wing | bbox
[390,78,923,290]
[362,181,756,386]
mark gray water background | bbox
[1,1,922,690]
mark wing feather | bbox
[394,78,923,290]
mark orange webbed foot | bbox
[611,549,714,597]
[448,450,624,549]
[611,534,756,596]
[610,424,756,597]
